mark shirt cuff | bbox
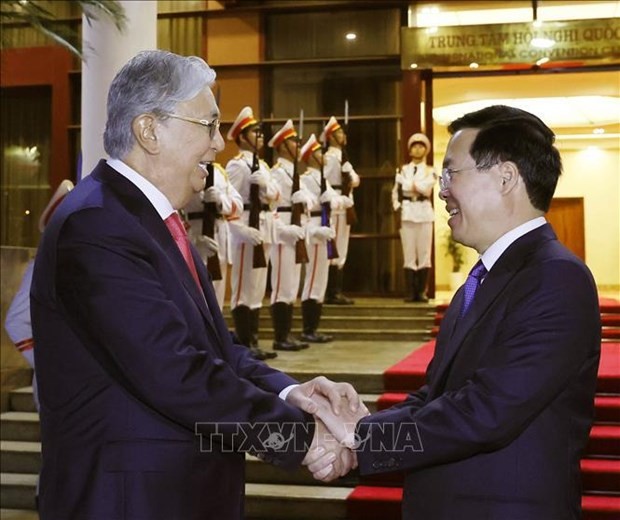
[279,383,299,401]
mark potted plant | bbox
[444,230,466,290]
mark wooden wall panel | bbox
[206,14,261,65]
[1,46,73,191]
[547,197,585,261]
[213,69,260,164]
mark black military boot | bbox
[300,299,333,343]
[249,307,277,360]
[414,268,429,303]
[325,266,354,305]
[324,265,339,304]
[231,305,252,347]
[287,303,309,349]
[271,302,303,351]
[404,268,416,302]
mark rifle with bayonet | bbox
[291,137,309,264]
[340,141,358,226]
[341,99,358,226]
[202,163,223,280]
[320,147,338,260]
[249,131,267,268]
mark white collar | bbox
[107,158,175,220]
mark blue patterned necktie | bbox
[459,260,488,318]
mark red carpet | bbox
[347,299,620,519]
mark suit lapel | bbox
[92,162,219,335]
[429,224,557,396]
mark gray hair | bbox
[103,50,217,159]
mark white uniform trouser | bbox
[400,221,433,270]
[230,241,269,309]
[329,211,350,268]
[302,227,329,302]
[270,242,302,304]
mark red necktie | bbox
[165,212,202,290]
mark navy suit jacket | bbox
[31,161,314,520]
[356,224,601,519]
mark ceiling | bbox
[431,69,620,150]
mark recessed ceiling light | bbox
[410,63,418,69]
[345,32,357,41]
[469,62,479,69]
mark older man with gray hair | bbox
[31,50,366,520]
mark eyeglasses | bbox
[165,113,221,139]
[439,165,478,191]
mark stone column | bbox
[80,1,157,178]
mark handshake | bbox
[286,376,370,482]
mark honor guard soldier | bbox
[392,132,437,302]
[321,116,359,305]
[298,134,339,343]
[267,120,315,351]
[4,179,74,411]
[226,106,280,360]
[184,162,243,309]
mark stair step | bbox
[0,441,41,474]
[581,459,620,494]
[595,395,620,423]
[224,302,436,319]
[587,425,620,457]
[245,483,351,520]
[0,413,40,442]
[346,486,620,520]
[0,473,37,511]
[0,510,39,520]
[9,388,37,414]
[248,315,434,330]
[258,329,432,342]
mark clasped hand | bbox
[286,376,369,482]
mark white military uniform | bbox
[299,166,339,302]
[5,259,39,410]
[270,157,308,304]
[392,161,436,270]
[185,163,243,309]
[227,150,280,309]
[323,145,360,267]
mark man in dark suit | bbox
[30,50,361,519]
[349,106,601,519]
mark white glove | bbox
[291,190,314,207]
[250,171,268,187]
[280,224,305,242]
[319,191,334,205]
[312,226,336,242]
[202,186,223,204]
[194,235,219,259]
[392,200,401,212]
[342,161,353,173]
[335,195,354,209]
[229,222,263,245]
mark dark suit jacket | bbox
[356,224,601,519]
[31,161,314,520]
